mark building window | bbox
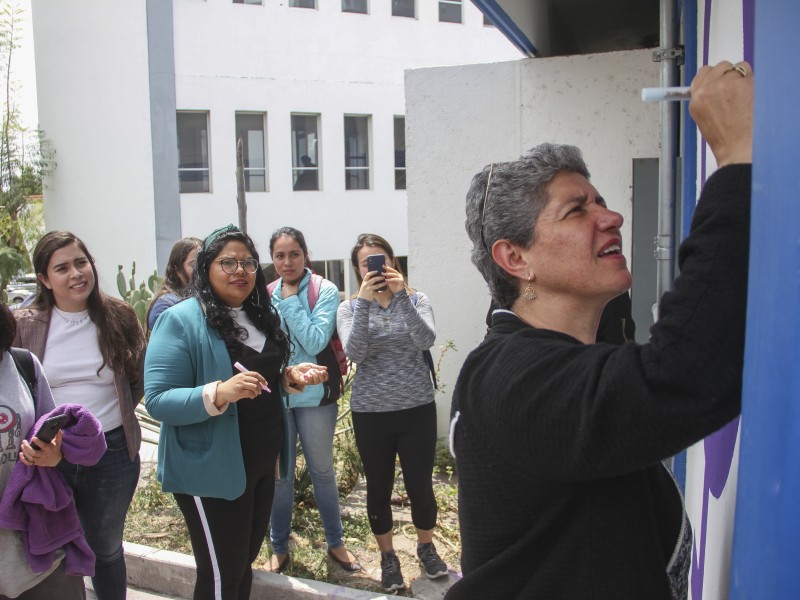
[177,111,210,193]
[233,0,262,5]
[483,13,495,26]
[289,0,315,8]
[291,114,320,191]
[344,115,370,190]
[392,0,414,18]
[342,0,367,14]
[235,112,267,192]
[394,116,406,190]
[439,0,461,23]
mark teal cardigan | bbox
[144,298,289,500]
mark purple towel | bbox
[0,404,106,575]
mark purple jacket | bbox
[0,404,106,575]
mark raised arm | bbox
[277,281,338,356]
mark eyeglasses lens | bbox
[220,258,258,274]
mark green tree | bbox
[0,0,52,288]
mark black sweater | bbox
[447,165,751,599]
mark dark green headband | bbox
[203,224,241,250]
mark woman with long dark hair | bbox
[13,231,145,600]
[146,237,202,331]
[265,227,359,574]
[337,233,446,593]
[144,225,328,599]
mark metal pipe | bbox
[654,0,680,314]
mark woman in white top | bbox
[14,231,145,600]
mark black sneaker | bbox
[380,550,405,592]
[417,542,448,579]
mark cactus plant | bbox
[117,262,162,329]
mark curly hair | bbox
[146,237,202,328]
[465,143,590,309]
[191,229,291,367]
[31,231,145,380]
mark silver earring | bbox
[251,287,261,307]
[523,274,536,301]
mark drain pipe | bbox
[653,0,681,314]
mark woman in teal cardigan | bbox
[145,225,327,599]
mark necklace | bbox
[54,307,90,326]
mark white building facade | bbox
[31,0,520,294]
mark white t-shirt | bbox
[43,308,122,432]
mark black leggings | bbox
[174,412,282,600]
[352,401,438,535]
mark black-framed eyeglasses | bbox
[217,258,259,274]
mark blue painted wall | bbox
[730,0,800,596]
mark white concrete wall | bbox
[173,0,521,267]
[31,0,158,296]
[405,49,660,435]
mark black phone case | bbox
[30,415,67,449]
[367,255,387,291]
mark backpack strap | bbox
[307,273,323,312]
[267,279,279,298]
[10,347,37,410]
[410,293,438,390]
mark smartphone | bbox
[366,254,387,292]
[30,414,67,450]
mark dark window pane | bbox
[342,0,367,13]
[392,0,414,17]
[394,116,406,190]
[178,169,209,194]
[177,112,210,193]
[395,170,406,190]
[235,113,266,192]
[345,169,369,190]
[439,1,461,23]
[293,169,319,191]
[344,116,369,190]
[289,0,315,7]
[291,114,320,191]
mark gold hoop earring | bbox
[523,274,536,301]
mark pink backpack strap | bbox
[307,273,323,311]
[267,279,279,298]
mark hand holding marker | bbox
[234,361,271,393]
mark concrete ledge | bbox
[124,542,392,599]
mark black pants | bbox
[352,401,438,535]
[175,412,282,600]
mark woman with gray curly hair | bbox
[447,60,754,600]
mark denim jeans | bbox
[58,427,140,600]
[269,403,343,554]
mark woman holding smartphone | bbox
[145,225,328,599]
[0,301,87,600]
[266,227,359,574]
[13,231,145,600]
[336,233,445,593]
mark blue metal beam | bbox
[470,0,537,57]
[730,0,800,596]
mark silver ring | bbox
[724,64,747,78]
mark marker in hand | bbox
[233,361,271,393]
